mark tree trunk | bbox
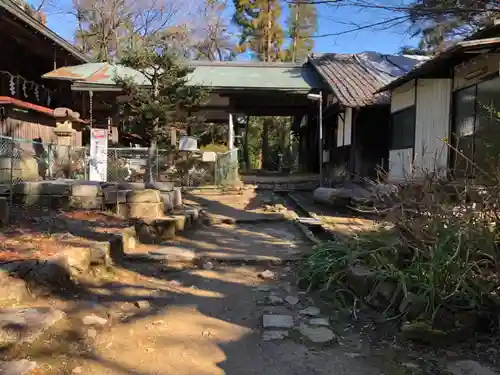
[145,79,160,183]
[261,118,270,170]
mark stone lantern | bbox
[52,108,79,176]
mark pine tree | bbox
[116,38,206,182]
[286,2,317,62]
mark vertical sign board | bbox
[89,128,108,181]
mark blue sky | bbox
[30,0,418,57]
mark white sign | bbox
[179,136,197,151]
[89,128,108,181]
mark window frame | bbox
[389,105,416,151]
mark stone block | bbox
[134,218,177,244]
[71,183,102,197]
[104,189,130,204]
[161,191,174,212]
[69,196,103,210]
[14,181,71,196]
[345,265,377,298]
[122,227,137,251]
[88,242,111,266]
[49,195,70,210]
[117,202,163,219]
[146,181,175,192]
[172,187,182,208]
[0,197,9,227]
[126,189,161,203]
[170,215,189,232]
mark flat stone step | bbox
[296,217,322,226]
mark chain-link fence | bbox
[107,147,239,187]
[0,135,239,189]
[0,135,88,185]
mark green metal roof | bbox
[0,0,88,62]
[186,61,323,92]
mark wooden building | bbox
[0,0,88,145]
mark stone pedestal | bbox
[52,108,80,177]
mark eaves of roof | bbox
[0,0,88,63]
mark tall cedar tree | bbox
[117,39,205,182]
[233,0,284,168]
[407,0,499,53]
[286,2,317,62]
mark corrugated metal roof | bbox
[309,52,425,107]
[42,62,151,87]
[186,61,323,92]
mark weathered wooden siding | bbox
[413,79,452,178]
[0,106,82,146]
[388,148,413,182]
[454,53,500,91]
[390,80,415,113]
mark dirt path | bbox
[7,190,492,375]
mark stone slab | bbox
[298,323,336,343]
[0,307,65,349]
[0,359,37,375]
[147,246,197,262]
[262,315,294,329]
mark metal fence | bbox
[0,135,239,187]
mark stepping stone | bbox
[284,296,299,305]
[447,361,499,375]
[299,307,320,316]
[255,285,271,292]
[262,330,289,341]
[258,270,276,280]
[262,315,294,329]
[309,317,330,326]
[0,359,37,375]
[298,323,336,343]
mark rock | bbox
[255,285,271,292]
[87,328,97,339]
[0,308,65,349]
[284,296,299,305]
[202,262,214,270]
[148,247,196,263]
[72,366,83,374]
[134,300,151,309]
[170,280,182,287]
[447,361,499,375]
[298,323,336,343]
[134,218,177,244]
[299,307,320,316]
[258,270,276,280]
[262,315,294,329]
[345,265,376,298]
[400,321,447,344]
[0,359,38,375]
[268,295,284,305]
[309,318,330,326]
[262,330,289,341]
[0,270,31,305]
[82,314,108,326]
[398,292,426,319]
